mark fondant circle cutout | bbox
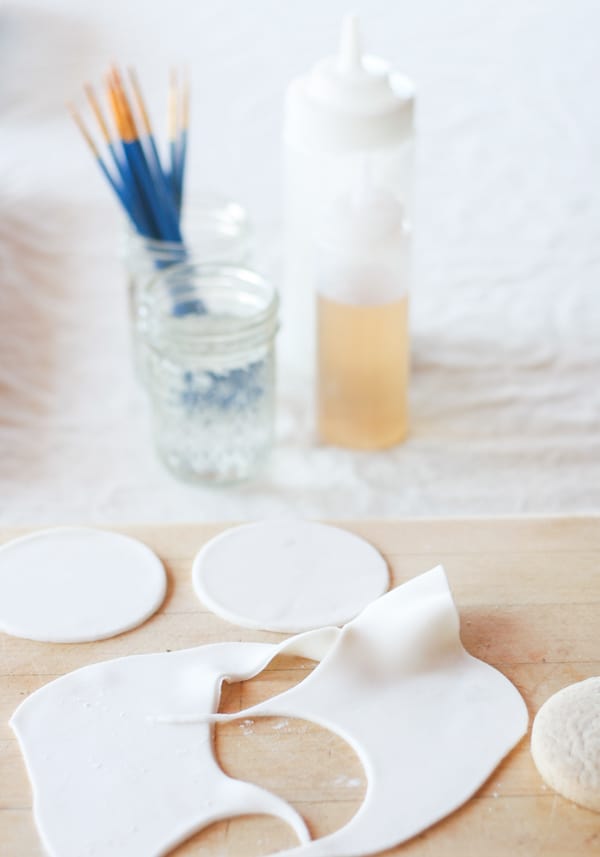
[0,527,167,642]
[192,520,390,632]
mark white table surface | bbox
[1,0,599,524]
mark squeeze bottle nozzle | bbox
[337,14,363,75]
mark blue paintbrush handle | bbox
[175,129,187,216]
[122,139,181,242]
[145,133,182,234]
[109,141,156,238]
[95,156,138,228]
[169,139,179,208]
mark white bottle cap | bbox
[285,14,414,153]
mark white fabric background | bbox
[0,0,599,524]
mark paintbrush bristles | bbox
[110,67,138,141]
[68,104,100,156]
[105,80,126,140]
[168,68,179,142]
[84,84,112,144]
[181,67,190,131]
[128,68,153,136]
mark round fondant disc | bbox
[0,527,167,643]
[192,520,389,632]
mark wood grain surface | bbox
[1,517,599,856]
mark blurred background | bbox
[1,0,599,523]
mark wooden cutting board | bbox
[1,517,599,856]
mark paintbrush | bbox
[108,67,182,243]
[128,67,183,235]
[68,103,137,227]
[83,83,155,238]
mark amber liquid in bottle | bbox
[317,293,409,449]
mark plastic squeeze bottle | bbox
[317,177,410,448]
[282,14,415,402]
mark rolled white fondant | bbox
[11,567,528,857]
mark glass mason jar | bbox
[139,263,278,484]
[122,193,253,376]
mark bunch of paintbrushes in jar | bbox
[70,67,278,486]
[69,66,188,242]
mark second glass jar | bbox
[139,263,278,484]
[122,193,253,376]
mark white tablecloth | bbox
[1,0,599,524]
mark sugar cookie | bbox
[531,677,600,811]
